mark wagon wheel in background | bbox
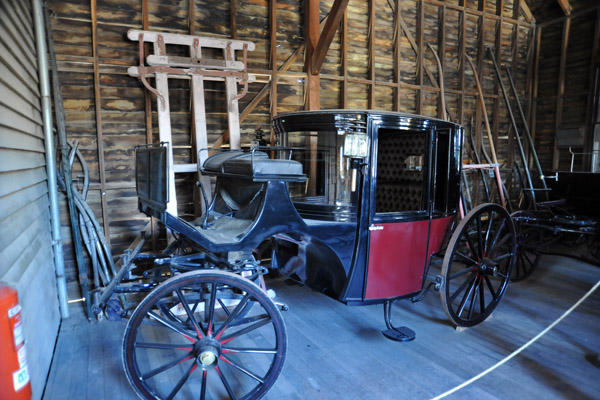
[441,203,516,327]
[510,210,542,282]
[123,270,287,400]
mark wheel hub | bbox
[478,258,498,276]
[193,339,221,368]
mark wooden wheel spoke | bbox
[221,354,265,383]
[479,280,485,314]
[466,279,480,320]
[457,277,477,317]
[454,251,478,266]
[489,252,513,265]
[147,311,195,342]
[220,315,272,344]
[135,342,193,351]
[448,266,477,280]
[475,217,484,258]
[484,210,495,250]
[489,219,507,252]
[142,353,192,380]
[175,289,205,338]
[206,282,218,336]
[216,366,238,400]
[166,360,196,400]
[200,369,208,400]
[218,298,232,317]
[214,293,251,339]
[223,346,278,354]
[463,229,480,260]
[449,274,475,304]
[483,275,498,301]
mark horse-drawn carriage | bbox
[113,110,516,399]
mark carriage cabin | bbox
[2,0,599,399]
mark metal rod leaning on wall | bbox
[32,0,69,318]
[504,65,549,199]
[44,3,92,319]
[487,47,538,208]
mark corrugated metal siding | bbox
[0,0,61,398]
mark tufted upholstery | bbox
[376,130,427,213]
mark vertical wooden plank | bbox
[191,75,211,199]
[342,10,348,109]
[304,0,320,111]
[584,10,600,168]
[492,1,503,154]
[270,0,278,142]
[188,0,195,35]
[437,4,446,119]
[417,0,424,114]
[155,72,178,215]
[530,26,542,146]
[90,0,110,243]
[393,0,400,112]
[553,18,571,171]
[458,0,466,125]
[474,1,486,153]
[368,0,375,109]
[231,0,238,39]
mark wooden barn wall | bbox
[45,0,534,292]
[533,5,600,172]
[0,0,61,398]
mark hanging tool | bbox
[487,47,538,209]
[465,54,499,164]
[45,4,92,319]
[504,66,549,200]
[427,43,447,121]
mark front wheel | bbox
[123,270,287,400]
[441,203,516,327]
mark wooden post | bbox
[553,18,571,171]
[417,0,424,114]
[458,0,466,125]
[393,0,400,111]
[342,10,348,109]
[368,0,375,109]
[584,10,600,169]
[270,0,277,144]
[231,0,238,39]
[91,0,110,243]
[305,0,320,111]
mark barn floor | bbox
[43,254,599,400]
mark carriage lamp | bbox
[343,133,368,158]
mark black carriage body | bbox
[135,110,463,306]
[270,111,463,305]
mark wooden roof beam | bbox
[520,0,534,23]
[311,0,349,75]
[557,0,572,16]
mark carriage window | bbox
[375,129,428,213]
[284,130,359,207]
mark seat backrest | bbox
[135,145,168,218]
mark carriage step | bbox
[382,326,416,342]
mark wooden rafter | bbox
[520,0,534,23]
[311,0,349,75]
[557,0,572,16]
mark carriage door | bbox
[364,126,431,300]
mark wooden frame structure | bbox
[127,30,255,215]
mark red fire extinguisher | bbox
[0,283,32,400]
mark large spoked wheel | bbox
[510,210,542,282]
[441,203,516,327]
[123,270,287,400]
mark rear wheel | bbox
[441,203,516,327]
[511,211,542,282]
[123,270,286,400]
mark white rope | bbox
[431,278,600,400]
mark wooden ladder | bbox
[127,30,255,216]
